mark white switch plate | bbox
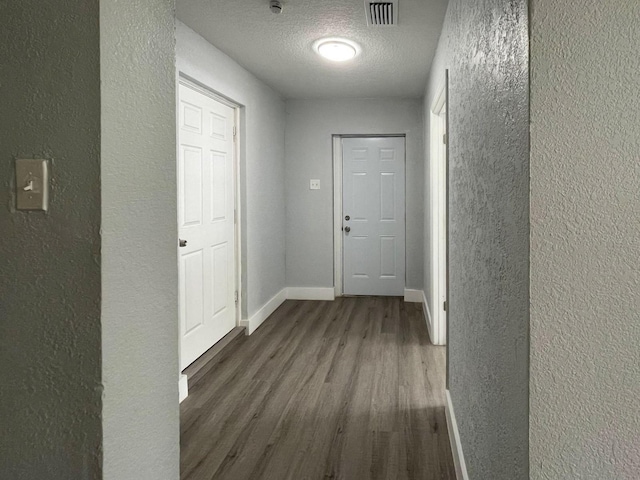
[310,179,320,190]
[16,159,49,211]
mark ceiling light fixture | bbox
[314,38,360,62]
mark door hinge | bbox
[234,291,239,306]
[234,209,237,224]
[443,300,447,312]
[443,133,448,145]
[233,126,237,138]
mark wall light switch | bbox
[16,159,49,211]
[310,179,320,190]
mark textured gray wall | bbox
[176,22,287,318]
[285,98,424,290]
[101,0,179,478]
[424,0,529,478]
[530,1,640,478]
[0,2,103,478]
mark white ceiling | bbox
[177,0,449,99]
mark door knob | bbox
[344,226,351,233]
[179,239,188,247]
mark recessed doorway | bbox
[429,82,448,346]
[333,135,406,297]
[177,78,242,382]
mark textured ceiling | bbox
[177,0,449,99]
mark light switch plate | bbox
[16,159,49,211]
[310,179,320,190]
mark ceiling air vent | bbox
[365,0,398,26]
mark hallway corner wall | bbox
[423,0,529,478]
[0,2,103,477]
[101,0,179,478]
[176,21,287,320]
[529,0,640,477]
[284,98,424,291]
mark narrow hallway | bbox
[180,297,455,479]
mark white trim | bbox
[179,374,189,403]
[432,82,447,116]
[240,286,336,337]
[178,74,240,109]
[240,288,287,335]
[430,83,448,346]
[332,136,343,297]
[445,390,469,480]
[287,287,335,301]
[233,105,243,328]
[403,289,423,303]
[423,289,445,345]
[422,290,434,343]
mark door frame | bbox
[177,74,243,332]
[444,69,450,387]
[429,82,448,346]
[332,134,407,297]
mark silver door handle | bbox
[179,239,187,247]
[344,226,351,233]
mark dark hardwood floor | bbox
[180,296,455,480]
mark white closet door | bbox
[178,83,236,370]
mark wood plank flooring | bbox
[183,327,245,388]
[180,297,455,480]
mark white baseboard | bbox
[240,288,287,335]
[287,287,335,301]
[179,374,189,403]
[404,288,423,302]
[422,290,435,343]
[445,390,469,480]
[241,286,427,337]
[240,287,335,336]
[423,290,446,346]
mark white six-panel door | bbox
[342,137,406,296]
[178,83,236,370]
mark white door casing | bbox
[178,83,236,370]
[430,84,447,345]
[342,137,406,296]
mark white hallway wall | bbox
[102,1,179,478]
[176,21,287,319]
[285,98,424,291]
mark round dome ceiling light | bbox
[314,38,360,62]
